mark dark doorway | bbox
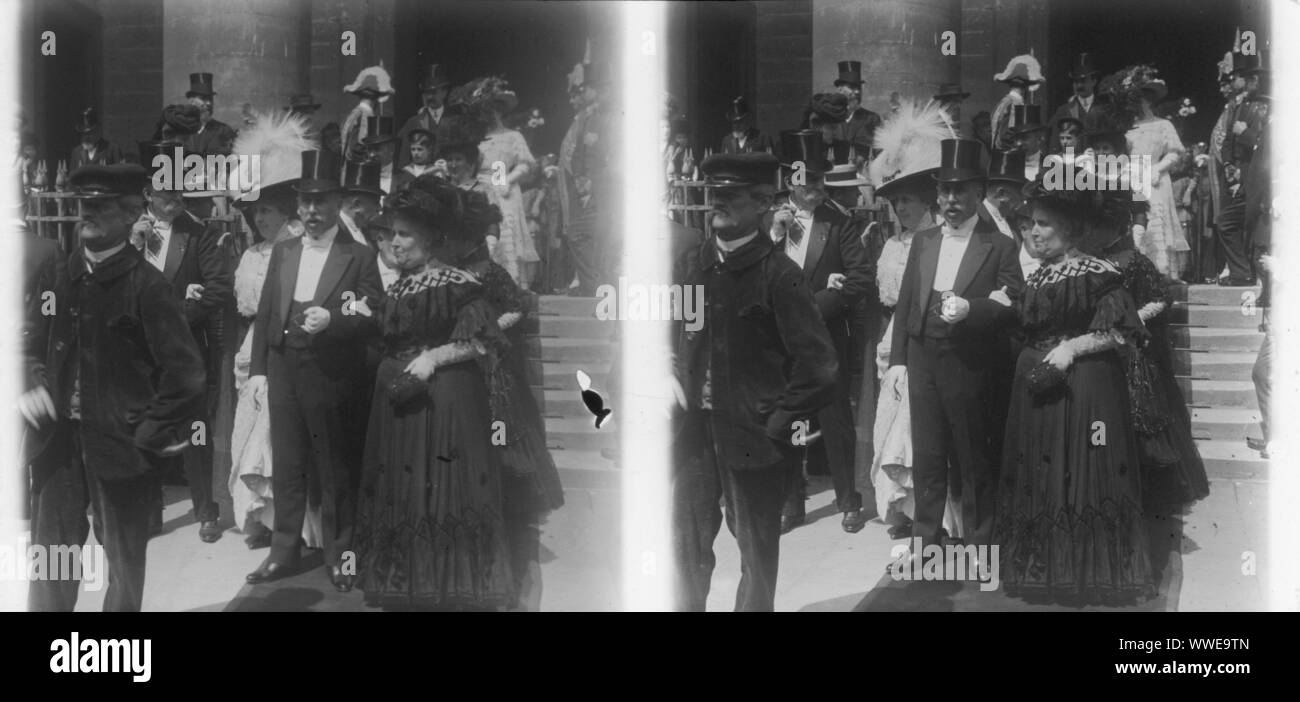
[1046,0,1260,143]
[393,0,606,157]
[666,1,757,156]
[22,0,102,168]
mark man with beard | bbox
[20,164,205,610]
[1049,53,1105,148]
[180,73,237,156]
[671,153,837,611]
[396,64,451,170]
[885,139,1022,565]
[244,150,383,591]
[69,108,123,170]
[720,97,776,156]
[771,131,872,535]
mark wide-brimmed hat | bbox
[361,116,398,146]
[700,152,780,188]
[869,98,950,199]
[294,150,342,193]
[342,160,385,199]
[418,64,452,91]
[68,164,151,199]
[1138,79,1169,103]
[834,60,863,87]
[344,66,395,101]
[185,72,216,97]
[994,55,1045,87]
[284,94,322,112]
[933,83,970,101]
[75,107,101,134]
[932,138,986,183]
[825,163,869,188]
[987,150,1027,186]
[780,129,832,175]
[1067,53,1100,79]
[725,96,751,123]
[229,109,317,204]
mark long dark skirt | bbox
[1139,323,1211,508]
[354,356,514,610]
[996,347,1157,605]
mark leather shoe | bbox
[149,511,163,537]
[327,564,355,593]
[841,509,867,533]
[246,560,295,585]
[780,512,805,535]
[199,520,222,543]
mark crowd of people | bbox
[666,45,1271,611]
[18,58,618,612]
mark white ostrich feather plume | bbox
[868,99,955,189]
[230,109,317,195]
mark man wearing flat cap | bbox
[670,152,838,612]
[181,72,237,156]
[884,139,1022,566]
[20,164,207,611]
[244,149,383,592]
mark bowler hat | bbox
[342,160,386,199]
[987,150,1027,186]
[185,72,216,98]
[932,138,986,183]
[294,150,342,193]
[834,60,863,87]
[780,130,832,175]
[700,152,779,188]
[68,164,151,199]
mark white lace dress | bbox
[1127,118,1189,277]
[477,129,539,285]
[229,224,323,546]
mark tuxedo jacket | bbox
[162,212,234,333]
[889,216,1024,365]
[70,139,124,170]
[181,119,237,156]
[249,229,383,377]
[772,200,873,328]
[842,108,882,160]
[721,128,777,157]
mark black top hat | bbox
[726,96,751,123]
[700,152,780,188]
[186,72,216,97]
[342,160,385,198]
[361,116,398,146]
[68,164,151,200]
[1008,105,1047,135]
[933,83,970,101]
[1067,53,1100,79]
[285,94,322,112]
[580,61,611,87]
[295,150,342,193]
[75,107,101,134]
[780,130,832,175]
[137,140,186,169]
[987,150,1027,185]
[834,60,863,87]
[1237,50,1268,76]
[419,64,452,91]
[932,138,986,183]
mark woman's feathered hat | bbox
[344,65,394,102]
[994,54,1045,90]
[228,109,317,212]
[463,76,519,116]
[1099,64,1166,123]
[868,99,958,198]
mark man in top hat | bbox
[1217,49,1268,285]
[771,130,873,534]
[181,73,237,156]
[980,150,1039,279]
[20,163,206,610]
[721,96,776,156]
[243,149,383,591]
[884,138,1023,564]
[833,60,883,166]
[807,93,855,166]
[1049,53,1104,148]
[670,152,838,611]
[339,160,398,287]
[357,115,399,193]
[933,83,971,128]
[396,64,452,170]
[70,108,123,170]
[342,65,395,162]
[1007,105,1048,180]
[133,141,235,543]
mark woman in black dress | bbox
[353,179,514,610]
[995,179,1157,605]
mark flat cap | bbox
[68,164,151,199]
[700,152,779,188]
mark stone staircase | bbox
[1169,284,1268,480]
[530,295,618,490]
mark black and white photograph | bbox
[0,0,1295,638]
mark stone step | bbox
[541,387,589,416]
[1174,284,1260,306]
[537,315,615,339]
[540,362,610,389]
[1179,378,1259,408]
[1168,304,1265,329]
[538,295,598,317]
[1195,439,1269,481]
[1169,326,1265,352]
[551,449,620,491]
[1174,352,1257,380]
[1190,407,1262,441]
[539,337,617,363]
[545,417,617,451]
